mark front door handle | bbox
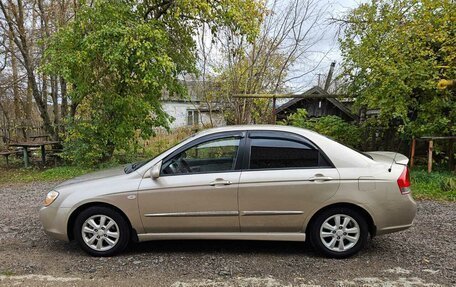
[309,175,333,182]
[210,178,232,186]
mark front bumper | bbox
[39,206,71,242]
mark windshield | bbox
[124,160,148,174]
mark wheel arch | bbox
[67,202,138,242]
[305,202,377,237]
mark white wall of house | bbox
[162,101,226,129]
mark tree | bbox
[45,0,265,165]
[338,0,455,137]
[211,0,330,124]
[0,0,76,141]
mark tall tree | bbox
[0,0,59,139]
[44,0,265,165]
[338,0,455,137]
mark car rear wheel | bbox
[309,207,368,258]
[73,206,130,256]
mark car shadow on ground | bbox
[49,235,386,259]
[127,239,314,256]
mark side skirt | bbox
[137,232,306,242]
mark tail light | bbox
[397,166,411,194]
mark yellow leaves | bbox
[437,79,455,90]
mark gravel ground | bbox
[0,181,455,287]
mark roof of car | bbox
[196,125,316,137]
[135,124,374,176]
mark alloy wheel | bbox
[319,214,360,252]
[81,215,120,252]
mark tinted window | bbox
[162,137,240,175]
[249,138,329,169]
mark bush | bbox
[144,127,196,158]
[282,109,362,148]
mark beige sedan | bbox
[40,125,416,258]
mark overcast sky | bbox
[194,0,367,93]
[291,0,367,92]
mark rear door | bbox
[238,131,340,232]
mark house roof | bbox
[276,86,358,121]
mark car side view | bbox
[40,125,417,258]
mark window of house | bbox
[187,110,200,126]
[249,138,330,169]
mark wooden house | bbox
[276,86,358,122]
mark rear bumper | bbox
[376,222,414,235]
[39,206,71,242]
[375,194,417,235]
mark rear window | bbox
[249,138,331,169]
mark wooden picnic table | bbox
[9,141,60,168]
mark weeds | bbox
[411,169,455,201]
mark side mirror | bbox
[150,161,162,179]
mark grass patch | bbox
[0,166,93,184]
[411,168,455,201]
[0,270,15,276]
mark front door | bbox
[138,134,244,233]
[238,131,340,232]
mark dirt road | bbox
[0,182,454,286]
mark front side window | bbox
[162,137,240,175]
[249,138,330,169]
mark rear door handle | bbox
[309,176,333,182]
[210,178,232,186]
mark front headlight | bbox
[44,191,59,206]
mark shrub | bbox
[282,108,362,148]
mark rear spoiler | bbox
[364,151,409,165]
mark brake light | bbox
[397,166,411,194]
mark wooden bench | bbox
[0,150,22,166]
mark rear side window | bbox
[249,137,331,169]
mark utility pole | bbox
[317,73,324,88]
[324,62,336,92]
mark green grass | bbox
[411,168,456,201]
[0,270,15,276]
[0,166,93,184]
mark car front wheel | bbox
[309,207,368,258]
[73,206,130,256]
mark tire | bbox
[73,206,130,256]
[309,207,368,258]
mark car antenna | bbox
[388,130,405,173]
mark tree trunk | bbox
[60,77,68,132]
[448,139,455,172]
[8,28,22,132]
[51,75,59,128]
